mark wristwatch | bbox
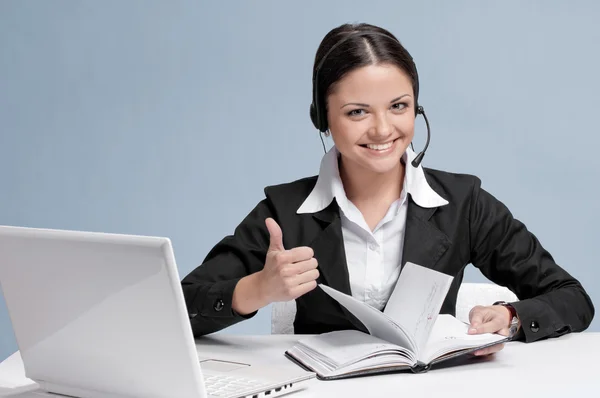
[493,301,520,338]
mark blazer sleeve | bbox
[181,198,274,336]
[468,177,594,343]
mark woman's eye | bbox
[392,102,407,110]
[347,109,365,117]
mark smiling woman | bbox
[326,64,416,230]
[181,22,594,356]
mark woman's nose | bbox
[372,113,392,138]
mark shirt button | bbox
[214,299,224,312]
[530,321,540,333]
[188,310,198,319]
[368,242,378,251]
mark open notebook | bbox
[285,262,509,380]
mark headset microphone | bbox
[411,106,430,168]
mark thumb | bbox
[265,218,285,252]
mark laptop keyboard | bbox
[204,374,268,397]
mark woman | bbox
[181,23,594,355]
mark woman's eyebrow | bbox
[389,94,411,103]
[340,94,411,109]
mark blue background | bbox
[1,0,599,362]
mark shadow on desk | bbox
[428,352,498,371]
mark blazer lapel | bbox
[309,201,367,331]
[309,201,351,295]
[401,197,452,271]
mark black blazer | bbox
[181,168,594,343]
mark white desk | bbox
[196,333,600,397]
[1,333,599,397]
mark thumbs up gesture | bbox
[258,218,319,303]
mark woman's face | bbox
[326,63,416,175]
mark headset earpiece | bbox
[309,103,322,132]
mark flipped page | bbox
[318,262,453,356]
[320,262,507,364]
[383,262,507,362]
[383,261,454,355]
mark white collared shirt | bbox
[297,146,448,310]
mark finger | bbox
[473,343,505,356]
[265,218,285,252]
[496,327,511,337]
[293,268,320,285]
[472,316,506,335]
[274,257,316,279]
[290,280,318,298]
[468,307,485,334]
[288,258,318,274]
[284,246,315,263]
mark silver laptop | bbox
[0,225,314,398]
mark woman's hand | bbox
[232,218,319,314]
[467,304,517,356]
[257,218,319,302]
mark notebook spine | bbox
[410,363,432,374]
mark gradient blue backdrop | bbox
[1,0,599,362]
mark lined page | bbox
[383,262,454,355]
[420,314,507,364]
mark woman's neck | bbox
[338,156,405,206]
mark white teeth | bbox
[366,142,393,151]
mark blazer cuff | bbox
[207,278,257,318]
[188,278,258,322]
[510,299,570,343]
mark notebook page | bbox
[294,330,413,368]
[319,284,417,352]
[383,262,454,355]
[420,314,507,364]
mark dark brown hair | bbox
[311,23,420,131]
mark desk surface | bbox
[2,333,599,397]
[197,333,600,397]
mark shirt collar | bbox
[296,146,449,214]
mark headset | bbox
[309,30,431,167]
